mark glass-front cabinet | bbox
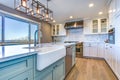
[92,20,98,33]
[84,18,108,34]
[100,18,107,33]
[52,24,66,36]
[91,18,108,34]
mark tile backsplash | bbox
[54,28,108,42]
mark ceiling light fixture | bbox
[69,16,73,19]
[45,0,53,22]
[89,3,94,8]
[14,0,29,13]
[98,12,103,15]
[53,20,56,23]
[109,10,112,13]
[14,0,54,22]
[46,0,49,18]
[22,0,27,7]
[113,9,116,12]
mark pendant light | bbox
[14,0,29,13]
[46,0,50,18]
[14,0,53,22]
[21,0,27,7]
[36,2,40,14]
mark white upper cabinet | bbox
[51,24,66,36]
[84,18,108,34]
[109,0,120,45]
[108,0,120,29]
[108,0,116,29]
[83,19,92,34]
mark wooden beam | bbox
[0,3,41,22]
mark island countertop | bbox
[0,43,76,62]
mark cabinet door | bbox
[84,19,92,34]
[115,15,120,45]
[83,43,90,57]
[100,18,108,33]
[109,0,116,29]
[83,46,89,57]
[9,70,33,80]
[58,24,66,36]
[116,46,120,77]
[111,45,117,72]
[53,60,65,80]
[56,25,59,35]
[40,71,53,80]
[97,43,105,58]
[89,43,98,57]
[116,0,120,13]
[52,25,56,36]
[92,20,98,33]
[104,44,109,62]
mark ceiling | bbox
[0,0,110,23]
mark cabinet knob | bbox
[110,25,112,27]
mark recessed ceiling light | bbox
[109,10,112,13]
[113,9,116,12]
[53,20,56,23]
[89,3,94,8]
[69,16,73,19]
[98,12,103,15]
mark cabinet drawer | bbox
[0,56,34,79]
[35,70,53,80]
[9,69,33,80]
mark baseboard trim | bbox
[83,56,104,60]
[83,56,119,80]
[116,72,120,80]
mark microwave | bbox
[108,28,115,44]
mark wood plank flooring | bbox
[65,58,118,80]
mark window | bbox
[0,16,2,42]
[4,17,29,45]
[30,24,38,44]
[0,14,39,57]
[0,16,2,57]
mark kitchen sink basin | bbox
[37,46,66,71]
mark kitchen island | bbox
[0,43,76,80]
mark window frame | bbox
[0,12,39,46]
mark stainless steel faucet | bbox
[34,30,39,47]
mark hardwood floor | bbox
[65,58,118,80]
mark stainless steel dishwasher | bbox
[65,45,73,76]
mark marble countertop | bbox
[0,44,37,62]
[0,43,76,62]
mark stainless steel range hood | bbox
[64,20,83,29]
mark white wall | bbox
[55,28,108,42]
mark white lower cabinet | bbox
[83,42,120,79]
[116,46,120,79]
[97,43,105,58]
[103,44,120,79]
[83,42,98,57]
